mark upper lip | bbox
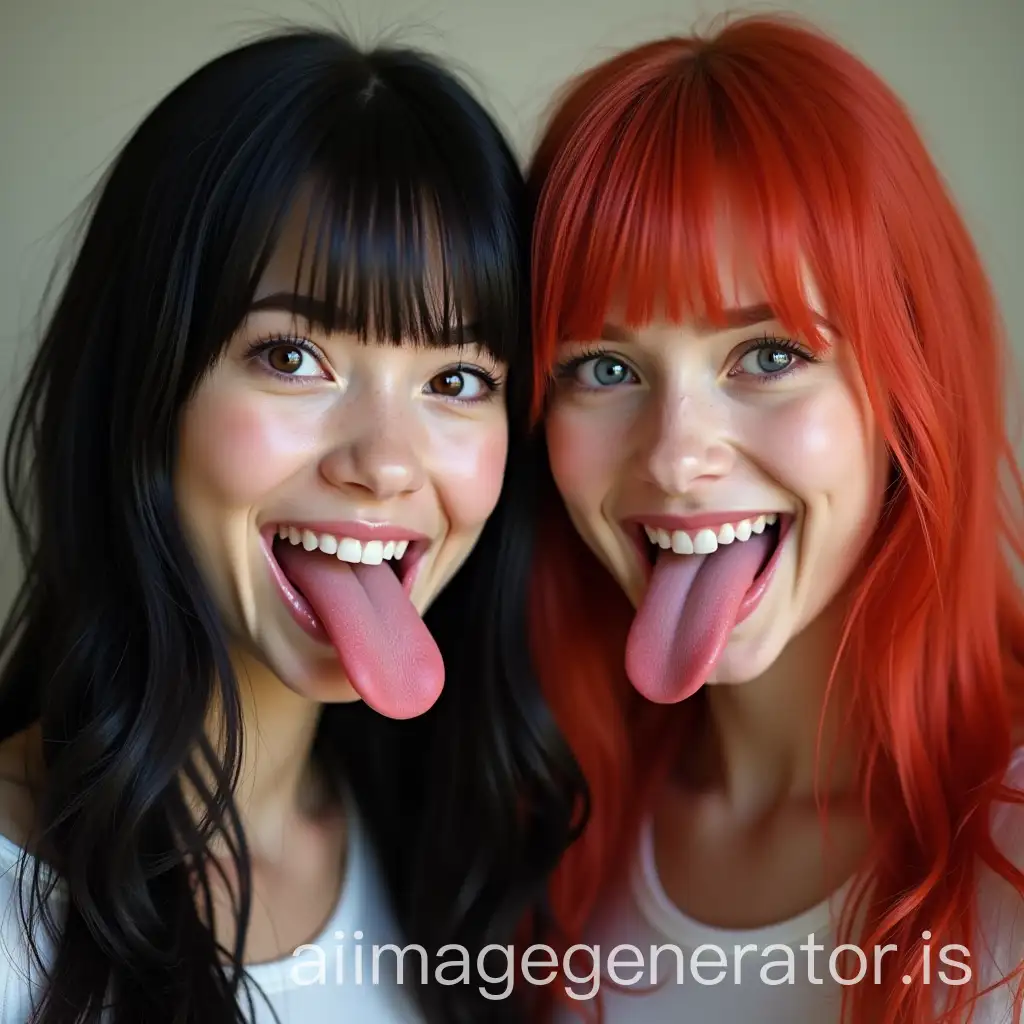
[624,510,787,531]
[264,519,431,543]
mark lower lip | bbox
[735,516,793,625]
[630,516,793,623]
[259,532,428,643]
[260,535,329,643]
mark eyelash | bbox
[245,335,328,383]
[730,334,818,383]
[553,345,626,381]
[553,335,817,386]
[245,335,504,401]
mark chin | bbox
[706,638,785,686]
[246,622,364,704]
[704,602,797,686]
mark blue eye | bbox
[737,347,797,375]
[731,337,816,382]
[560,352,640,388]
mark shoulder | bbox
[966,748,1024,1021]
[0,833,58,1022]
[990,746,1024,855]
[0,725,43,852]
[0,726,60,1022]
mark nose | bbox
[643,393,736,495]
[319,401,426,500]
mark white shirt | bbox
[553,748,1024,1024]
[0,790,425,1023]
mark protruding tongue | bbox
[625,531,772,703]
[275,544,444,719]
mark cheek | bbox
[177,383,320,508]
[431,420,509,531]
[546,402,629,506]
[747,387,886,522]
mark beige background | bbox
[0,0,1020,615]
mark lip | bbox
[260,532,329,643]
[624,511,795,621]
[625,510,784,532]
[259,521,434,641]
[735,514,793,625]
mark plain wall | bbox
[0,0,1021,615]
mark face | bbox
[174,209,509,717]
[544,243,889,702]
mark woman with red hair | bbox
[527,13,1024,1024]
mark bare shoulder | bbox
[0,724,43,851]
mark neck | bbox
[205,648,326,861]
[694,598,859,816]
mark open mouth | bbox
[261,524,429,641]
[630,512,793,621]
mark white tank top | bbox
[0,791,425,1023]
[552,748,1024,1023]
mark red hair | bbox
[527,14,1024,1024]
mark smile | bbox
[628,510,794,624]
[260,521,430,642]
[276,524,412,566]
[642,513,779,555]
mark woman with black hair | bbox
[0,28,581,1024]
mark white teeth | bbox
[275,526,414,566]
[692,528,719,555]
[362,540,384,565]
[640,514,784,558]
[671,530,694,555]
[337,537,362,563]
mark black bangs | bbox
[173,32,526,378]
[273,111,522,363]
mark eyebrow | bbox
[249,292,482,343]
[599,303,836,341]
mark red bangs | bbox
[529,21,881,420]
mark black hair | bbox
[0,27,584,1023]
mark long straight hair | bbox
[0,28,582,1023]
[526,14,1024,1024]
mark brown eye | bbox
[268,345,304,373]
[430,370,466,397]
[424,368,494,401]
[261,342,326,378]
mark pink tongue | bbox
[275,545,444,719]
[625,531,771,703]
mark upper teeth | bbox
[643,514,779,556]
[278,526,410,565]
